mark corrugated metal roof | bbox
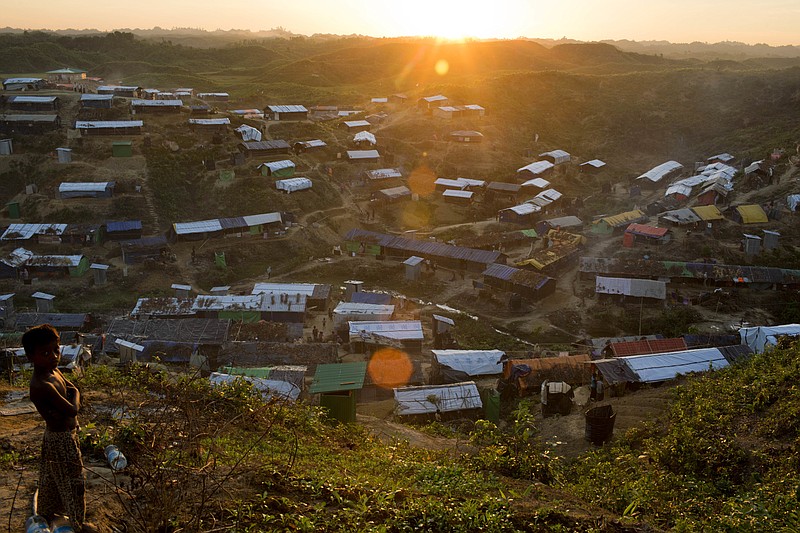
[435,178,467,189]
[422,95,448,102]
[371,97,388,103]
[344,120,371,128]
[517,161,554,175]
[625,224,669,238]
[735,204,768,224]
[97,85,139,91]
[544,216,583,228]
[636,161,683,183]
[59,182,113,193]
[437,106,459,112]
[665,183,692,197]
[488,182,520,192]
[347,150,380,159]
[310,362,367,393]
[442,190,473,199]
[537,189,562,201]
[378,186,411,199]
[450,130,483,137]
[621,348,728,383]
[173,219,223,235]
[297,139,326,148]
[267,105,308,113]
[403,256,424,266]
[31,291,56,300]
[394,382,481,415]
[463,104,484,110]
[8,96,57,103]
[483,263,553,290]
[241,140,291,151]
[75,121,143,129]
[219,217,247,230]
[580,159,606,168]
[610,337,687,357]
[131,99,182,107]
[345,228,503,265]
[350,292,393,305]
[197,92,229,97]
[242,212,282,226]
[80,94,113,101]
[131,297,196,317]
[335,303,395,315]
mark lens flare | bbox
[407,162,436,197]
[435,59,449,76]
[367,348,413,389]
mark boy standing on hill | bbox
[24,324,98,533]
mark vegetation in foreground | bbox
[5,340,800,531]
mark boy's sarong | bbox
[38,428,85,528]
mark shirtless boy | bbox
[24,324,98,533]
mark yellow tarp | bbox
[736,204,768,224]
[691,205,724,221]
[596,209,645,228]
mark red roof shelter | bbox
[607,337,688,357]
[623,223,671,247]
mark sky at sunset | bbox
[2,0,799,46]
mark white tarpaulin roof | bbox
[210,372,300,402]
[443,189,473,199]
[353,131,377,144]
[276,177,312,193]
[193,294,264,312]
[347,150,379,160]
[1,224,67,240]
[257,159,295,172]
[349,320,423,341]
[252,283,319,297]
[665,183,692,197]
[334,303,394,321]
[59,182,113,193]
[595,276,666,299]
[521,177,550,189]
[739,324,800,353]
[435,178,468,190]
[394,382,482,415]
[517,161,554,175]
[432,350,504,376]
[75,121,143,129]
[636,161,683,183]
[539,149,570,164]
[235,125,261,142]
[131,99,182,107]
[620,348,728,383]
[505,203,541,215]
[189,118,230,125]
[787,195,800,212]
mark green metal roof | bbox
[310,362,367,394]
[220,366,272,379]
[520,229,538,238]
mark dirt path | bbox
[536,383,675,458]
[357,414,475,454]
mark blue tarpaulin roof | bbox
[106,220,142,233]
[350,292,393,305]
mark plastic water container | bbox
[50,517,74,533]
[104,444,128,471]
[24,515,51,533]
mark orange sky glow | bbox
[2,0,799,46]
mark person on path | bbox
[590,371,598,402]
[267,266,272,279]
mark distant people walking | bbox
[267,266,272,279]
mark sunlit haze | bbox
[2,0,799,46]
